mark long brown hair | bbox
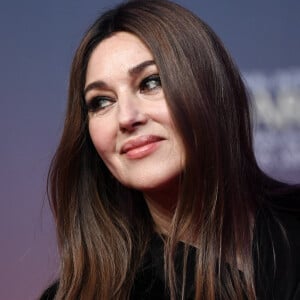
[48,0,273,299]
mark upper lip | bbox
[120,135,164,154]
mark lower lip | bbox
[124,140,162,159]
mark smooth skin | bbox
[84,32,184,233]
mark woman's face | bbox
[85,32,184,192]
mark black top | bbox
[40,190,300,299]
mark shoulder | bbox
[255,184,300,245]
[39,281,58,300]
[267,183,300,212]
[254,186,300,299]
[258,186,300,253]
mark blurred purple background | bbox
[0,0,299,299]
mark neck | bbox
[143,185,178,235]
[143,184,201,246]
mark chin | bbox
[122,174,181,194]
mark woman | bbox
[40,0,300,299]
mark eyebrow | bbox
[84,81,108,98]
[84,59,156,97]
[128,59,155,76]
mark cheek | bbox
[159,112,185,162]
[88,119,115,156]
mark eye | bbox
[86,96,115,113]
[140,74,161,93]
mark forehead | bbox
[86,32,154,77]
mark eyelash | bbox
[140,74,161,93]
[86,74,162,113]
[86,96,115,113]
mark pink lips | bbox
[120,135,164,159]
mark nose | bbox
[117,95,148,132]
